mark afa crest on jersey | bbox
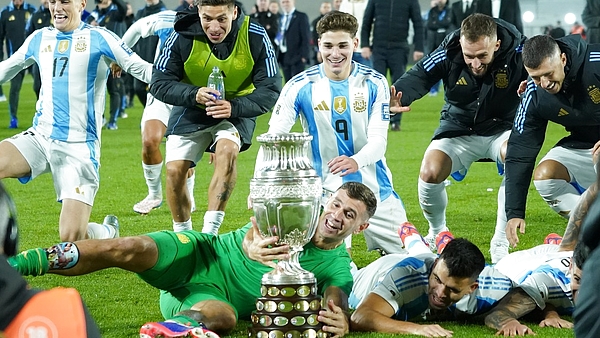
[494,69,508,89]
[588,85,600,104]
[353,93,367,113]
[75,37,87,53]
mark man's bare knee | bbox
[534,160,569,181]
[186,300,237,332]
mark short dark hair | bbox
[195,0,235,8]
[573,241,590,270]
[522,34,561,69]
[438,238,485,281]
[337,181,377,220]
[316,10,358,38]
[460,13,497,43]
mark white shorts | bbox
[141,93,172,131]
[539,146,596,192]
[5,128,100,205]
[363,195,408,254]
[165,120,241,164]
[427,130,510,180]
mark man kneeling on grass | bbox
[9,181,376,338]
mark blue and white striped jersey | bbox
[349,253,436,320]
[267,62,396,201]
[0,22,152,142]
[494,244,574,314]
[451,265,514,315]
[351,254,515,319]
[121,10,175,61]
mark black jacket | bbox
[149,9,281,151]
[361,0,424,52]
[0,1,36,58]
[251,10,278,47]
[505,34,600,220]
[89,0,128,36]
[25,5,51,36]
[394,19,527,140]
[583,0,600,44]
[475,0,523,33]
[426,4,454,54]
[133,1,167,63]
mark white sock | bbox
[173,219,192,232]
[418,177,448,234]
[143,162,163,198]
[87,222,114,239]
[403,234,431,255]
[492,178,508,244]
[202,211,224,235]
[187,172,196,212]
[534,178,581,219]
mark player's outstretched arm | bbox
[351,293,453,337]
[319,287,350,338]
[538,304,572,329]
[389,86,411,115]
[560,181,598,251]
[484,288,537,336]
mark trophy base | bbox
[250,281,329,338]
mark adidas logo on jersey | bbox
[456,77,467,85]
[313,100,330,111]
[42,45,53,53]
[558,108,569,116]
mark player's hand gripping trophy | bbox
[249,133,328,338]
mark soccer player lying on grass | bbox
[8,181,375,338]
[349,223,491,337]
[483,236,584,336]
[350,224,579,337]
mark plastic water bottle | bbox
[207,66,225,100]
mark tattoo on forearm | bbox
[485,289,537,329]
[561,184,598,251]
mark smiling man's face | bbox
[427,259,478,310]
[312,189,369,248]
[199,4,237,44]
[525,51,567,95]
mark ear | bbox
[560,52,567,67]
[494,39,501,51]
[233,6,238,20]
[353,36,359,50]
[354,222,369,234]
[469,281,479,293]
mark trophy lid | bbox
[255,133,317,179]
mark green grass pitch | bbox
[1,78,575,337]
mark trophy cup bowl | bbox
[249,133,328,338]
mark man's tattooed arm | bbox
[560,182,598,252]
[484,288,537,330]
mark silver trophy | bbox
[249,133,327,338]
